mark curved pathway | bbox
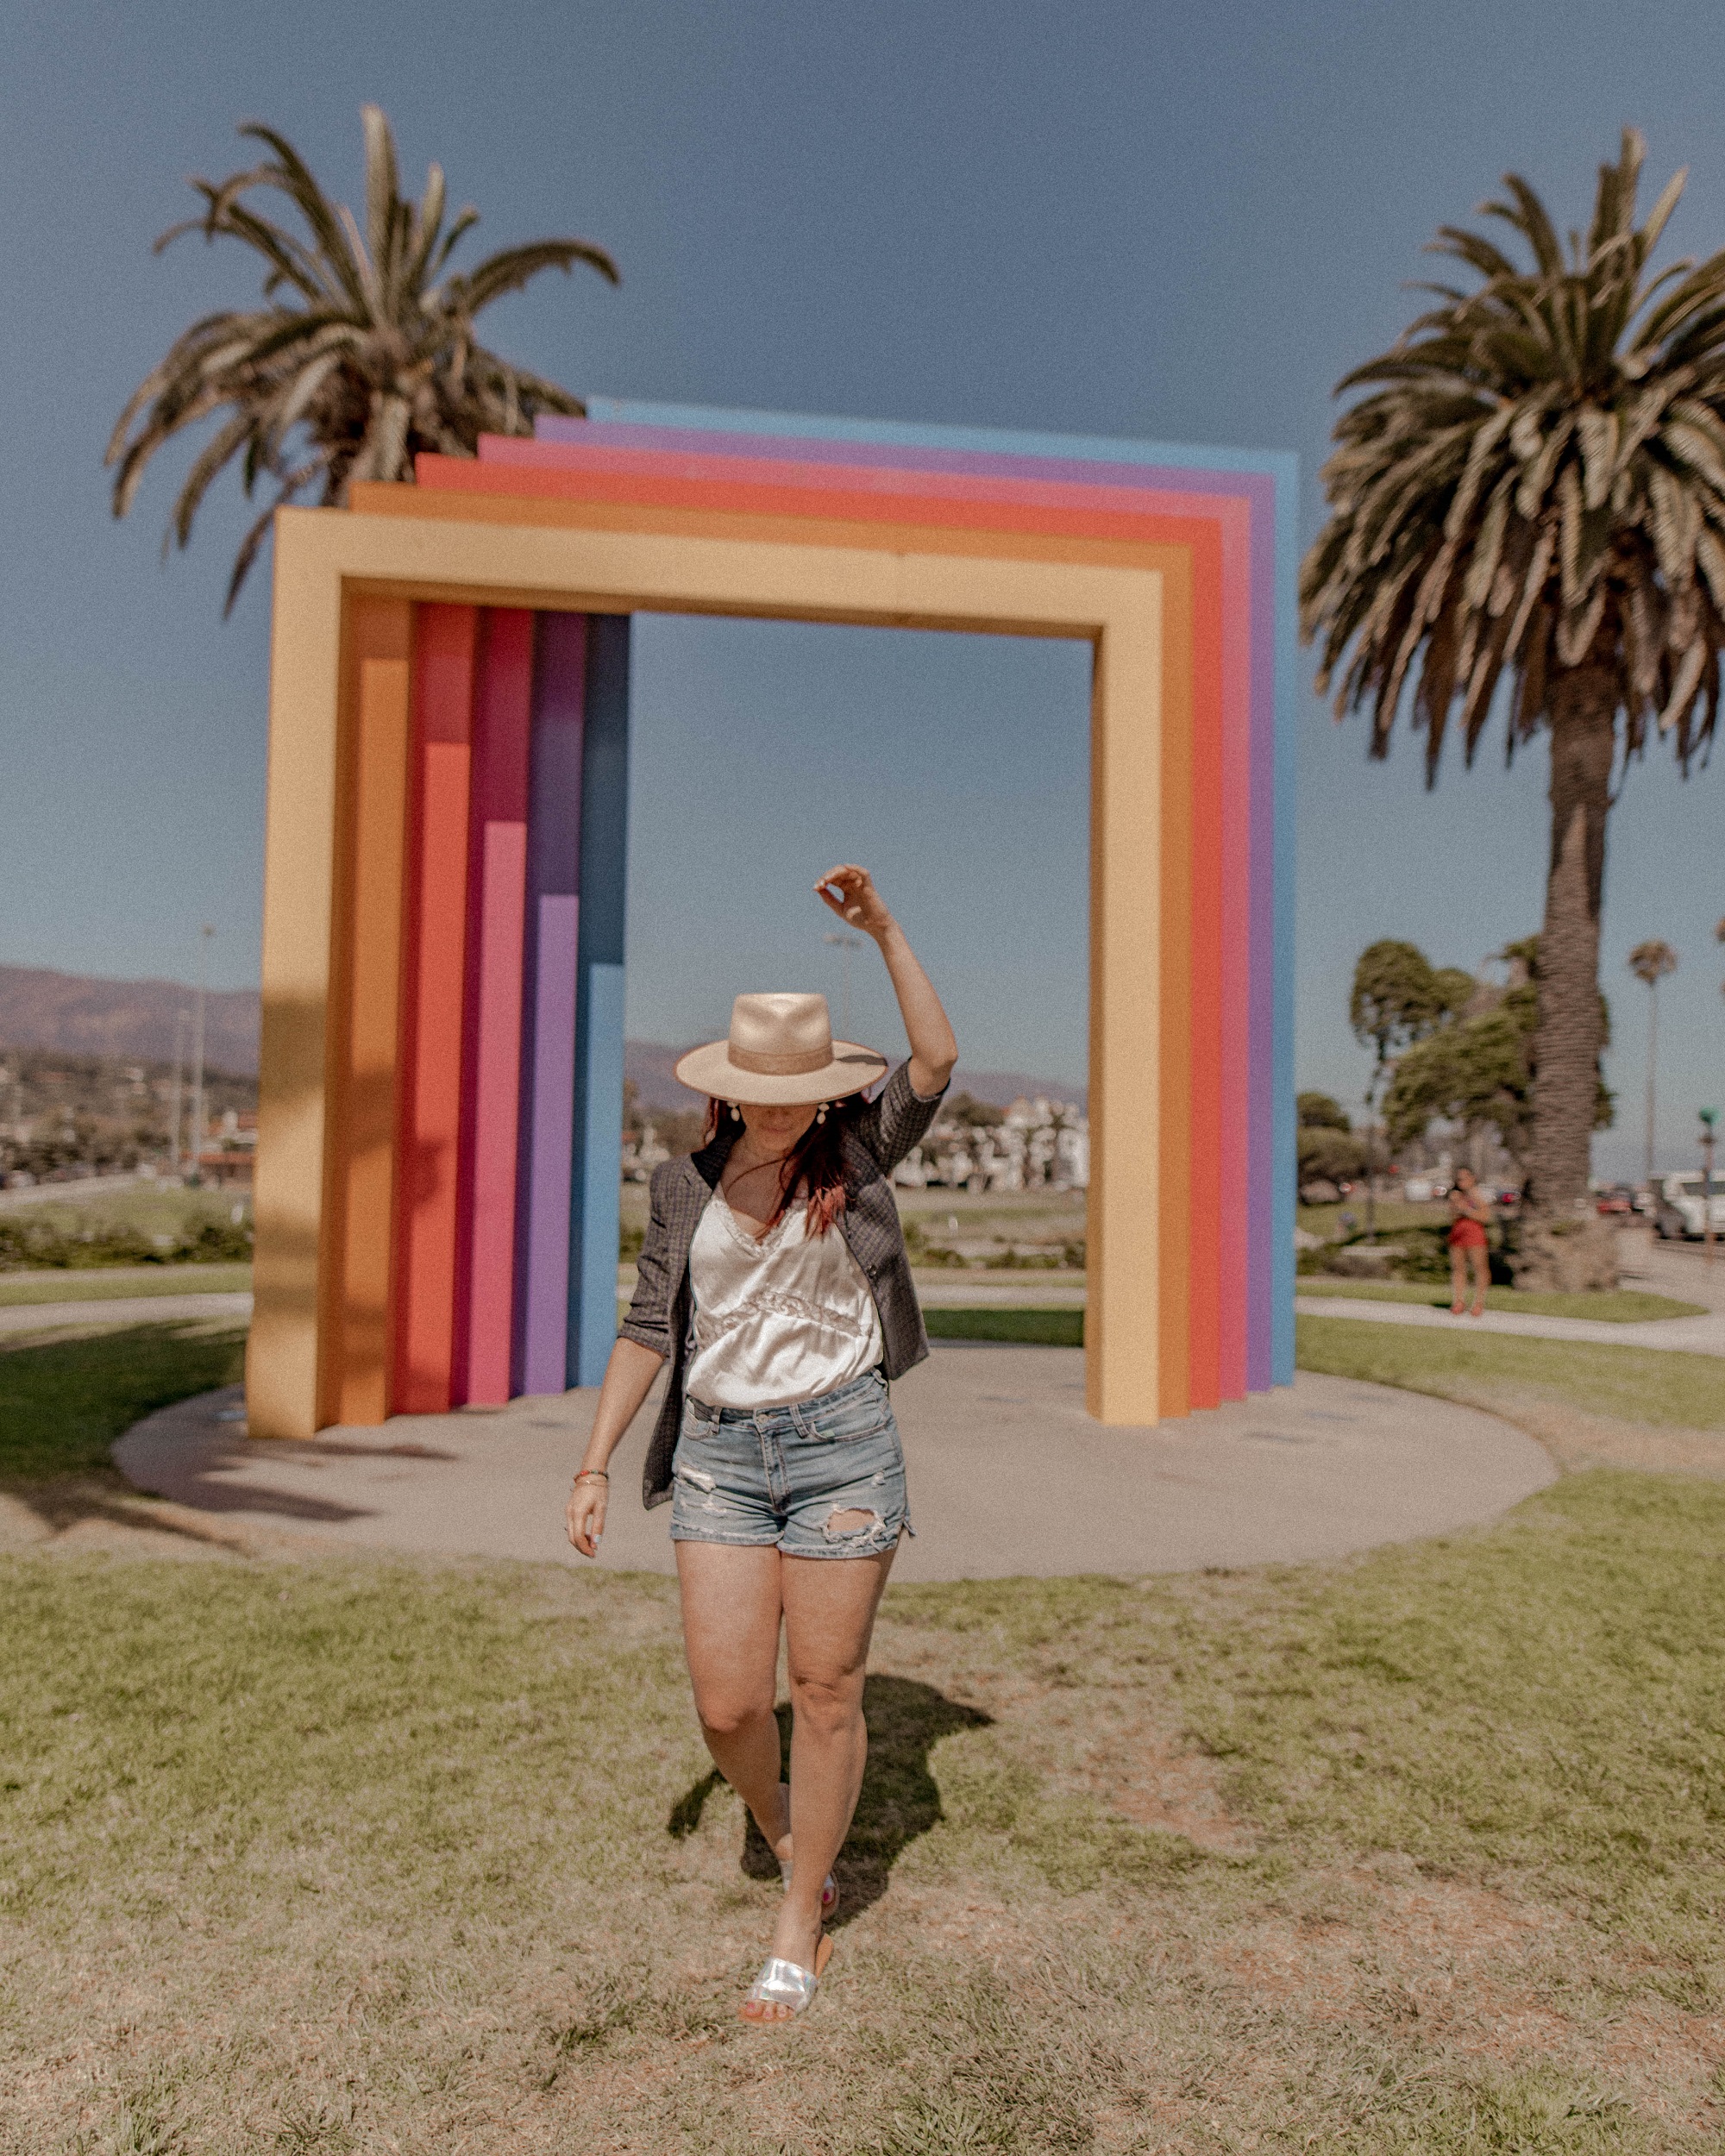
[116,1346,1553,1580]
[1294,1293,1725,1356]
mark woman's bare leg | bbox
[1451,1244,1467,1313]
[761,1548,895,1995]
[675,1543,791,1858]
[1470,1245,1489,1314]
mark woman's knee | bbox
[788,1667,863,1735]
[693,1690,776,1741]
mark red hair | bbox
[702,1094,864,1236]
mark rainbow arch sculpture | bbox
[248,401,1295,1439]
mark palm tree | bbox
[1303,130,1725,1244]
[108,107,618,610]
[1628,937,1678,1186]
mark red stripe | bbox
[394,605,476,1413]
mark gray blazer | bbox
[619,1061,947,1508]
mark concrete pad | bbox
[116,1346,1553,1580]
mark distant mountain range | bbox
[0,966,1086,1109]
[0,967,262,1076]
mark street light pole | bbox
[189,926,213,1186]
[1703,1108,1719,1269]
[169,1009,189,1177]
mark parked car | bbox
[1653,1173,1725,1240]
[1595,1183,1636,1216]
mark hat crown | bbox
[728,993,833,1076]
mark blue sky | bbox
[3,0,1724,1172]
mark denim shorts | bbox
[669,1367,911,1559]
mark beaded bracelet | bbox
[572,1469,609,1485]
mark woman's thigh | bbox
[676,1541,784,1722]
[781,1547,895,1698]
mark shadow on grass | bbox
[0,1321,246,1471]
[668,1674,991,1924]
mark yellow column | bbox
[1087,593,1163,1424]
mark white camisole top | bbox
[685,1188,883,1410]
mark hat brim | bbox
[673,1039,890,1106]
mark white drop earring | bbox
[815,1102,828,1125]
[730,1102,742,1121]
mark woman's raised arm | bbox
[815,865,957,1099]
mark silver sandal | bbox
[740,1934,833,2021]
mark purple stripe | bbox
[512,612,588,1395]
[523,895,580,1393]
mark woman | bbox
[1446,1166,1492,1317]
[565,864,956,2023]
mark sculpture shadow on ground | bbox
[667,1674,992,1926]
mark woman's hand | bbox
[817,862,957,1094]
[815,864,895,943]
[566,1474,609,1558]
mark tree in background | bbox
[1349,939,1455,1236]
[1303,133,1725,1281]
[1628,938,1679,1185]
[1296,1093,1368,1197]
[1386,935,1613,1185]
[109,107,618,610]
[944,1093,1007,1130]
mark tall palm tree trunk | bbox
[1529,661,1616,1212]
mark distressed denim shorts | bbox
[669,1367,911,1559]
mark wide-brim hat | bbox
[674,993,888,1106]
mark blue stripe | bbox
[574,963,627,1387]
[583,397,1295,482]
[568,616,633,1389]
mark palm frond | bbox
[1302,131,1723,790]
[110,105,618,607]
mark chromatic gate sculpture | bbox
[248,401,1296,1439]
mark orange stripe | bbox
[353,474,1219,1421]
[319,593,411,1427]
[1186,530,1226,1411]
[393,605,476,1415]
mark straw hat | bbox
[674,993,888,1106]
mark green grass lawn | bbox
[1296,1195,1444,1241]
[4,1469,1724,2151]
[2,1183,251,1237]
[0,1262,252,1307]
[923,1304,1084,1345]
[6,1311,1725,2142]
[1297,1313,1725,1430]
[1296,1278,1705,1322]
[0,1321,247,1482]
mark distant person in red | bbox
[1447,1167,1492,1317]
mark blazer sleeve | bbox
[854,1059,949,1175]
[617,1162,680,1359]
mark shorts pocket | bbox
[803,1388,895,1447]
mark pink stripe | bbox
[466,819,528,1402]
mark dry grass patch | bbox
[3,1471,1724,2151]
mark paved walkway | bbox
[116,1347,1553,1580]
[1294,1293,1725,1355]
[1298,1237,1725,1357]
[0,1290,252,1337]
